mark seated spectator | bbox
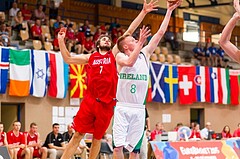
[21,3,32,21]
[36,0,49,12]
[233,123,240,137]
[7,121,31,159]
[222,125,232,139]
[200,122,214,140]
[164,26,178,51]
[189,123,202,140]
[9,2,20,21]
[31,18,45,44]
[193,42,205,66]
[150,122,166,141]
[174,123,183,132]
[33,5,46,24]
[53,31,60,51]
[54,21,65,37]
[43,123,65,159]
[11,10,25,33]
[100,23,110,35]
[76,27,85,45]
[0,23,11,47]
[109,17,120,32]
[53,15,62,31]
[209,42,217,67]
[93,27,102,42]
[217,47,226,67]
[66,24,82,54]
[82,32,94,54]
[81,19,90,35]
[0,122,8,146]
[204,42,211,66]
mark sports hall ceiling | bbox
[180,0,232,9]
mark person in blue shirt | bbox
[217,47,225,67]
[204,42,211,66]
[192,42,205,65]
[209,42,217,66]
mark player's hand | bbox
[138,25,151,45]
[143,0,159,13]
[234,0,240,15]
[58,27,67,42]
[167,0,182,11]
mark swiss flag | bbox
[178,66,196,104]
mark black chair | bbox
[0,146,11,159]
[99,141,113,159]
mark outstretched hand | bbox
[143,0,159,13]
[167,0,182,11]
[138,25,151,45]
[234,0,240,15]
[58,27,67,42]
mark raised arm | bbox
[112,0,159,56]
[58,28,90,64]
[219,0,240,63]
[143,0,182,58]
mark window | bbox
[183,21,200,42]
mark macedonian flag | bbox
[70,64,87,98]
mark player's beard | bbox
[99,45,111,52]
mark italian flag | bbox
[9,49,31,96]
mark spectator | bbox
[217,47,226,67]
[109,17,120,32]
[82,32,94,54]
[21,3,32,21]
[209,42,218,67]
[37,0,50,12]
[76,27,85,45]
[200,122,213,140]
[93,27,102,43]
[0,23,11,47]
[150,122,165,141]
[7,121,31,159]
[222,125,232,139]
[233,123,240,137]
[53,30,60,51]
[43,123,65,159]
[189,123,202,140]
[81,19,90,35]
[33,5,46,24]
[49,0,62,19]
[174,122,183,132]
[204,42,211,66]
[11,10,25,33]
[164,26,178,51]
[31,18,45,44]
[53,15,62,30]
[9,2,20,21]
[25,122,48,159]
[66,23,82,54]
[0,122,8,146]
[192,42,205,66]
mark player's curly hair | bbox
[95,35,113,52]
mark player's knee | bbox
[114,146,123,153]
[72,132,85,142]
[25,148,31,154]
[41,147,48,153]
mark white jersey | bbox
[116,52,149,105]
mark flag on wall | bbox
[178,66,196,104]
[150,62,166,103]
[205,67,218,103]
[69,64,87,98]
[30,50,49,97]
[48,52,69,98]
[218,68,230,105]
[0,47,9,94]
[195,66,206,102]
[9,49,31,96]
[229,70,240,105]
[164,65,178,103]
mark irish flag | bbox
[9,49,31,96]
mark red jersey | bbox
[83,39,94,51]
[189,130,201,139]
[0,132,6,146]
[87,51,118,103]
[31,25,42,36]
[25,132,39,149]
[7,130,25,145]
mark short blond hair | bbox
[117,34,131,53]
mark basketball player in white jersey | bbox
[113,1,182,159]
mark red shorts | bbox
[17,148,23,157]
[73,95,115,140]
[33,149,41,158]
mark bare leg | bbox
[88,138,101,159]
[129,152,139,159]
[40,147,48,159]
[61,132,85,159]
[29,147,34,159]
[113,146,124,159]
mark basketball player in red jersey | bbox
[7,121,31,159]
[0,122,8,147]
[219,0,240,63]
[25,122,48,159]
[58,1,159,158]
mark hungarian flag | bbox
[178,66,196,104]
[218,68,230,105]
[69,64,87,98]
[205,67,218,103]
[0,47,9,94]
[229,70,240,105]
[48,52,69,98]
[9,49,31,96]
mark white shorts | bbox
[113,102,145,152]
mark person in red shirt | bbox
[0,122,8,146]
[150,122,166,141]
[21,3,32,21]
[57,1,157,158]
[189,123,202,140]
[31,18,44,44]
[233,123,240,137]
[7,121,31,159]
[222,125,232,139]
[82,33,95,54]
[25,122,47,159]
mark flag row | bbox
[149,62,240,105]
